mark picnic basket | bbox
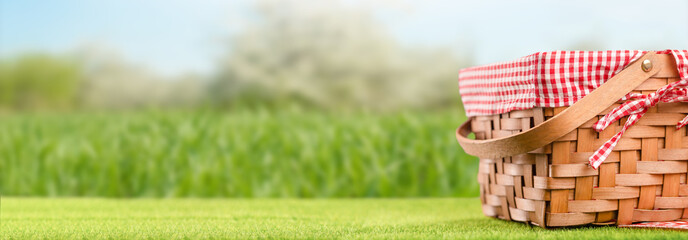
[455,51,688,227]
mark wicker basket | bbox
[456,52,688,227]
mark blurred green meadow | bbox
[0,108,478,198]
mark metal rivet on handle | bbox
[641,59,653,72]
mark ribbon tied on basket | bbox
[589,81,688,169]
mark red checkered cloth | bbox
[620,220,688,230]
[458,50,688,168]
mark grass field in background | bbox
[2,198,682,239]
[0,108,478,197]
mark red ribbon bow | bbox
[589,83,688,169]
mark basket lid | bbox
[458,50,688,117]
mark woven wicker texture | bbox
[473,68,688,227]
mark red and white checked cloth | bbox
[458,50,688,169]
[620,220,688,230]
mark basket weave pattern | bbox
[472,73,688,227]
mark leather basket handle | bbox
[456,52,670,159]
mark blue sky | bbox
[2,0,688,76]
[1,0,243,76]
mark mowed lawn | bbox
[2,198,684,239]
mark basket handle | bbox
[456,52,671,159]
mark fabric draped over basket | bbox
[458,50,688,169]
[589,84,688,169]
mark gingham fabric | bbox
[458,50,688,168]
[620,220,688,230]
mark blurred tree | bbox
[212,0,470,111]
[0,54,81,110]
[74,46,205,110]
[0,48,206,112]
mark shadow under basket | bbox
[456,53,688,228]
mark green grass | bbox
[2,198,683,239]
[0,109,478,198]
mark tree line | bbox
[0,1,471,112]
